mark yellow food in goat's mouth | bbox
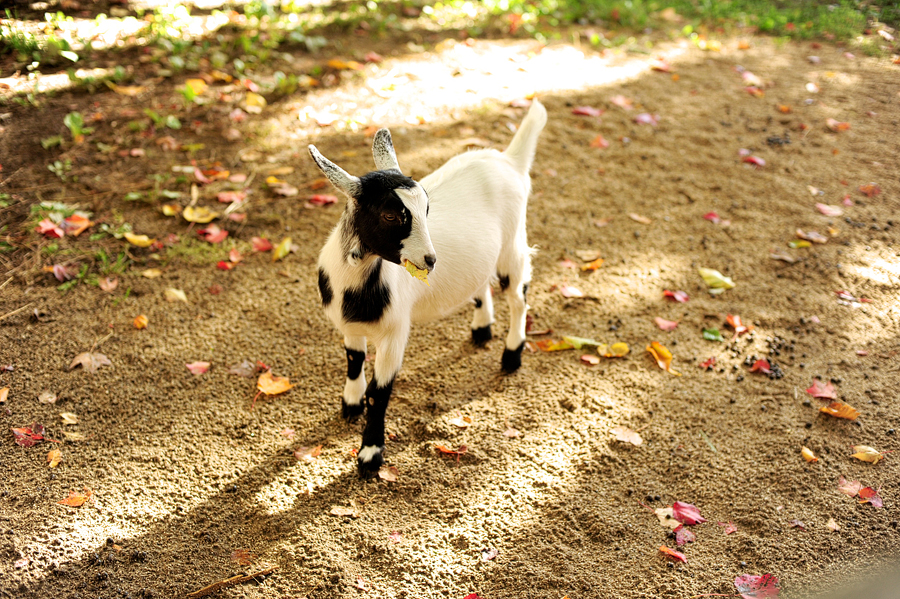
[404,260,430,286]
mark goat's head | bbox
[308,129,436,273]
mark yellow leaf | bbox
[133,314,149,329]
[598,342,629,358]
[57,488,92,507]
[698,267,735,292]
[265,166,294,176]
[47,449,62,468]
[108,83,145,96]
[0,387,8,403]
[59,412,78,425]
[850,445,883,464]
[820,401,859,420]
[141,268,163,278]
[272,237,292,262]
[801,446,818,463]
[161,204,180,216]
[257,371,294,395]
[182,205,219,223]
[581,258,604,272]
[534,339,574,352]
[124,232,154,247]
[646,341,680,375]
[185,78,208,95]
[404,259,429,286]
[244,91,267,114]
[164,288,188,303]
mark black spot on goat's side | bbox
[318,268,333,306]
[498,274,510,292]
[342,259,391,323]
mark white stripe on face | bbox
[395,185,436,271]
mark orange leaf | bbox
[659,546,687,563]
[57,488,92,507]
[0,387,8,403]
[47,448,62,468]
[535,339,574,352]
[801,446,818,463]
[257,371,294,395]
[581,258,604,272]
[133,314,148,330]
[820,401,859,420]
[647,342,680,375]
[611,426,642,446]
[435,444,467,456]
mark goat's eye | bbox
[382,213,398,223]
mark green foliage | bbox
[48,159,73,181]
[63,111,94,140]
[95,249,131,276]
[57,263,97,293]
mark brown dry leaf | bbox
[330,506,359,518]
[629,213,652,225]
[57,488,92,507]
[378,465,399,482]
[47,448,62,468]
[59,412,78,425]
[231,548,255,566]
[257,371,294,396]
[68,352,111,374]
[133,314,148,330]
[294,445,322,462]
[801,446,818,463]
[611,426,643,446]
[820,401,859,420]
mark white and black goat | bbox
[309,100,547,476]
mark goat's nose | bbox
[424,254,436,270]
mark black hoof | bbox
[471,325,492,346]
[501,342,525,373]
[357,448,384,478]
[342,399,365,420]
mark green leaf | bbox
[562,335,605,349]
[165,115,182,130]
[41,135,63,149]
[124,192,143,201]
[60,50,79,62]
[702,328,724,342]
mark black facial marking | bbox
[345,347,365,381]
[342,259,391,323]
[352,170,418,265]
[471,325,492,345]
[501,341,525,373]
[522,283,529,302]
[318,268,333,306]
[498,274,510,292]
[474,298,483,309]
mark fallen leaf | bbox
[562,336,604,349]
[699,357,716,370]
[243,91,267,114]
[294,445,322,462]
[165,288,188,303]
[789,519,806,530]
[806,379,837,399]
[820,401,859,420]
[634,113,659,126]
[703,328,725,342]
[598,342,629,358]
[161,204,180,216]
[663,289,689,303]
[229,361,256,377]
[272,237,292,262]
[726,314,753,336]
[141,268,163,278]
[217,191,246,204]
[742,155,766,168]
[826,517,840,532]
[535,339,574,352]
[186,361,210,375]
[675,524,696,546]
[825,118,850,132]
[231,548,255,566]
[257,371,293,395]
[575,249,601,261]
[659,546,687,563]
[307,194,338,207]
[62,214,92,237]
[796,229,828,244]
[38,391,58,404]
[503,427,521,438]
[858,487,883,508]
[62,431,86,441]
[655,507,681,530]
[629,213,652,224]
[580,354,600,365]
[124,232,154,247]
[815,203,843,217]
[609,95,633,110]
[558,284,583,298]
[717,521,737,534]
[654,317,678,331]
[0,387,7,403]
[858,183,881,197]
[404,259,429,286]
[611,426,642,446]
[59,412,78,425]
[57,488,92,507]
[850,445,884,465]
[672,501,707,525]
[378,465,399,482]
[838,476,864,497]
[572,106,603,117]
[647,341,680,375]
[449,413,473,428]
[329,506,358,518]
[36,218,64,238]
[99,277,118,292]
[750,359,771,374]
[182,206,219,224]
[12,424,45,447]
[770,249,800,263]
[252,237,273,252]
[198,224,228,244]
[735,574,779,599]
[698,268,735,293]
[435,444,467,457]
[47,448,62,468]
[589,134,610,149]
[581,258,604,272]
[133,314,148,330]
[801,447,818,463]
[69,352,111,374]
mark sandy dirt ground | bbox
[1,27,899,599]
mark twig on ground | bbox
[0,276,12,292]
[185,565,278,599]
[0,303,32,323]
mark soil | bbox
[1,27,899,599]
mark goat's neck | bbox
[338,211,368,267]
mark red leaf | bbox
[806,379,837,400]
[572,106,603,117]
[654,317,679,331]
[35,218,64,238]
[590,134,610,149]
[703,211,721,224]
[194,167,211,184]
[216,260,235,271]
[11,427,38,447]
[252,237,273,252]
[858,487,883,508]
[463,594,484,599]
[229,248,243,264]
[659,546,687,563]
[750,359,771,374]
[699,357,716,370]
[198,225,228,244]
[674,524,696,546]
[742,155,766,168]
[663,289,689,303]
[307,194,338,206]
[672,501,707,525]
[858,183,881,197]
[217,191,246,203]
[634,113,659,126]
[726,314,753,336]
[435,444,467,456]
[717,521,737,534]
[837,476,863,497]
[186,361,210,375]
[735,574,780,599]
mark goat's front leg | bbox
[471,283,494,345]
[357,325,408,477]
[342,335,367,419]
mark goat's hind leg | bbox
[342,335,367,419]
[498,242,531,373]
[470,283,494,345]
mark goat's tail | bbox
[503,99,548,175]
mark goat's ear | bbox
[372,128,401,173]
[308,145,361,198]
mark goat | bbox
[308,100,547,476]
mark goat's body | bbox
[312,101,547,475]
